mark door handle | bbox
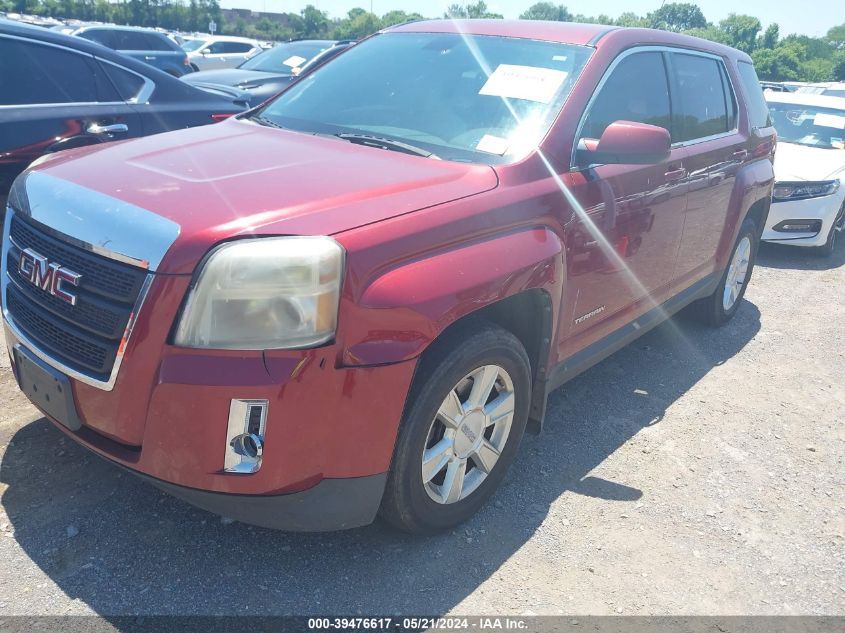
[87,123,129,136]
[145,56,156,60]
[732,149,748,160]
[664,167,687,181]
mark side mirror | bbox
[577,120,671,166]
[201,48,212,55]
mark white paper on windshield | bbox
[479,64,568,104]
[813,113,845,129]
[282,55,307,68]
[476,134,510,155]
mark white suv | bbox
[764,92,845,256]
[182,36,261,71]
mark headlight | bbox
[772,180,840,202]
[174,236,344,349]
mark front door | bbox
[559,50,688,357]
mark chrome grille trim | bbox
[8,171,180,271]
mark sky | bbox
[217,0,840,38]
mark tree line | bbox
[3,0,844,81]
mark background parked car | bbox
[0,19,244,208]
[181,35,262,71]
[71,24,193,76]
[761,81,796,93]
[763,91,845,256]
[182,40,354,107]
[796,82,845,98]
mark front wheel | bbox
[379,323,531,534]
[815,202,844,257]
[692,217,758,327]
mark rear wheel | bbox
[692,217,758,327]
[379,323,531,534]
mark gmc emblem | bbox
[18,248,81,306]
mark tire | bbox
[815,203,844,258]
[692,216,758,327]
[379,321,531,534]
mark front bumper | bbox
[4,320,414,530]
[761,191,845,247]
[133,468,387,531]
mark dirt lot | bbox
[0,241,843,618]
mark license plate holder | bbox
[13,344,82,431]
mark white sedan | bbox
[764,92,845,256]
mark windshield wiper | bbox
[250,114,285,129]
[335,133,440,159]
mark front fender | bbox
[339,228,564,366]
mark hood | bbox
[774,141,845,182]
[25,119,499,274]
[182,68,290,88]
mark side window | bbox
[579,52,671,142]
[78,29,114,48]
[0,38,104,105]
[736,61,773,129]
[143,33,174,52]
[112,31,150,51]
[100,62,147,101]
[671,53,731,142]
[207,41,227,54]
[223,42,254,54]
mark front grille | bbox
[4,215,148,381]
[9,217,145,302]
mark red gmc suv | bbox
[2,20,775,533]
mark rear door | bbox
[0,35,141,199]
[560,49,688,356]
[668,51,746,287]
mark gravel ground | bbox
[0,241,843,618]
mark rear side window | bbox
[736,61,772,129]
[143,33,177,52]
[671,53,733,142]
[111,30,153,51]
[77,29,114,48]
[100,62,147,101]
[579,52,671,141]
[221,42,254,54]
[0,38,110,105]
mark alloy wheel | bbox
[421,364,515,504]
[723,236,751,311]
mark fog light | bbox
[772,220,822,234]
[224,399,267,473]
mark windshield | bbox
[769,101,845,149]
[240,41,332,72]
[181,39,207,52]
[253,32,592,164]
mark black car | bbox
[182,39,353,107]
[0,20,244,206]
[72,25,193,76]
